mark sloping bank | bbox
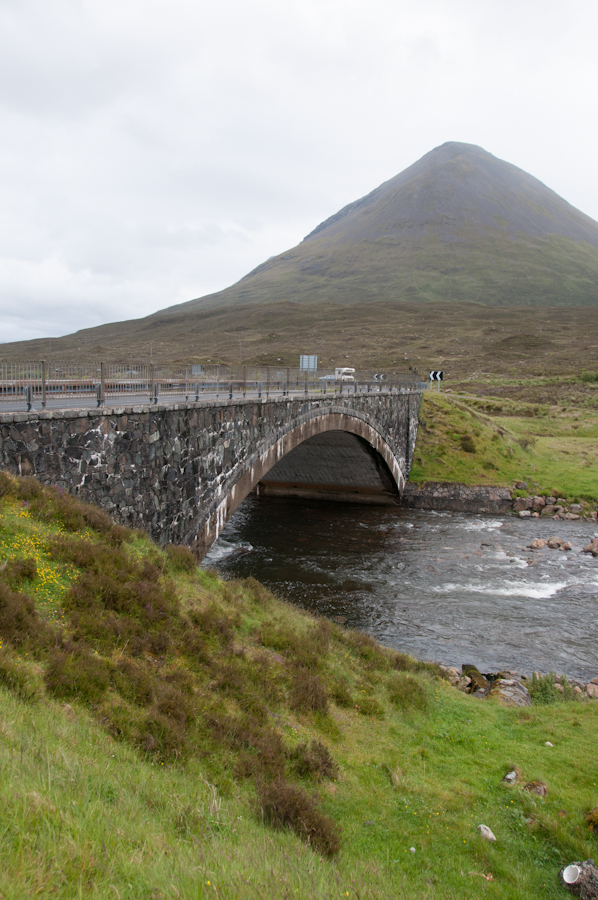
[2,472,598,899]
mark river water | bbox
[205,496,598,682]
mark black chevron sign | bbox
[429,370,444,381]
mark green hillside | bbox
[165,141,598,313]
[1,473,598,898]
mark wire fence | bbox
[0,360,426,410]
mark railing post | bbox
[153,382,159,404]
[149,364,154,404]
[41,360,47,409]
[258,381,262,398]
[243,366,247,399]
[25,385,33,412]
[195,382,200,402]
[229,381,233,400]
[100,361,106,404]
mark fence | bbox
[0,360,426,410]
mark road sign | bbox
[429,371,443,381]
[300,355,318,372]
[372,373,386,381]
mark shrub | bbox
[1,557,37,586]
[19,481,129,545]
[0,471,14,499]
[256,778,341,858]
[289,668,328,713]
[288,740,338,781]
[528,672,576,704]
[0,583,54,650]
[387,673,428,712]
[392,651,416,672]
[243,576,271,604]
[460,434,476,453]
[190,603,239,646]
[112,659,154,706]
[343,630,389,669]
[258,622,320,668]
[45,649,112,704]
[165,544,197,573]
[0,649,43,701]
[209,714,286,781]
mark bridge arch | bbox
[199,406,406,557]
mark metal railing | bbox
[0,360,425,411]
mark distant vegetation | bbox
[1,473,598,898]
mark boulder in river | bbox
[582,538,598,557]
[528,538,547,549]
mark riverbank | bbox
[410,391,598,505]
[402,479,598,519]
[2,473,598,899]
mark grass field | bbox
[411,390,598,503]
[1,473,598,898]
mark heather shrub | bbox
[0,583,54,650]
[209,714,286,781]
[258,622,319,668]
[289,668,328,713]
[165,544,197,573]
[1,557,37,586]
[112,658,154,706]
[256,777,341,857]
[20,481,129,544]
[189,603,239,646]
[0,471,14,499]
[0,648,44,701]
[343,630,389,669]
[45,649,113,703]
[288,740,338,781]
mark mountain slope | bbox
[164,141,598,313]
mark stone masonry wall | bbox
[0,391,422,557]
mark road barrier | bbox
[0,360,426,411]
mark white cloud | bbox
[1,0,597,342]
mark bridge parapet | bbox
[0,390,423,557]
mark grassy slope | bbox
[411,390,598,503]
[1,475,598,898]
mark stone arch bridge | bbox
[0,391,423,558]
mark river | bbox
[205,496,598,682]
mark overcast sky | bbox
[1,0,597,343]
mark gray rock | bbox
[519,509,532,518]
[477,824,497,842]
[569,504,583,514]
[502,770,518,784]
[489,679,532,707]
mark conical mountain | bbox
[166,141,598,313]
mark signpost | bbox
[300,355,318,372]
[429,370,443,391]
